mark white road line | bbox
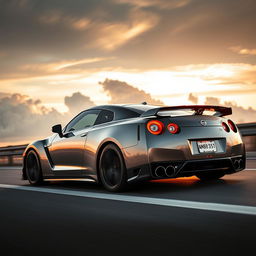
[0,167,22,170]
[1,183,256,216]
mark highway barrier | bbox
[237,123,256,153]
[0,123,256,166]
[0,144,27,166]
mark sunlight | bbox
[1,63,255,113]
[83,67,239,97]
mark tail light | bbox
[222,122,230,132]
[227,119,237,133]
[167,123,180,134]
[147,120,164,135]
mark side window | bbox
[94,110,114,125]
[65,110,100,132]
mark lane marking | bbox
[0,167,22,170]
[1,184,256,216]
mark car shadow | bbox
[129,177,231,193]
[34,175,244,197]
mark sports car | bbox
[22,103,246,191]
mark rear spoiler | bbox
[141,105,232,117]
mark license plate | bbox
[197,140,216,153]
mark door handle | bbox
[80,132,88,137]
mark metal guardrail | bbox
[237,122,256,136]
[0,144,28,166]
[0,123,256,166]
[237,123,256,153]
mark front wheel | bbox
[25,150,43,185]
[196,171,225,181]
[99,144,127,192]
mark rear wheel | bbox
[25,150,43,185]
[99,144,127,192]
[196,171,225,181]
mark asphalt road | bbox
[0,160,256,256]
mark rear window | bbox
[94,110,114,125]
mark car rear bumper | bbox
[150,155,246,179]
[127,154,246,183]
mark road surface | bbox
[0,160,256,255]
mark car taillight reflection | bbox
[228,119,237,133]
[147,120,164,135]
[222,122,230,132]
[167,123,180,134]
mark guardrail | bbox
[0,144,28,166]
[237,122,256,136]
[0,123,256,166]
[237,123,256,153]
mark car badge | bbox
[200,120,207,126]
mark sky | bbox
[0,0,256,145]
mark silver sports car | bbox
[22,103,245,191]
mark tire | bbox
[99,144,127,192]
[25,150,43,185]
[196,171,225,181]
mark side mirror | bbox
[52,124,63,137]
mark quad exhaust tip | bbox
[155,166,166,177]
[165,165,175,177]
[155,165,176,178]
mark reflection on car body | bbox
[23,103,245,191]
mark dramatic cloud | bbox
[1,0,256,79]
[92,8,159,50]
[38,10,91,31]
[0,79,163,143]
[0,93,64,142]
[99,78,163,105]
[188,93,198,104]
[0,81,162,144]
[0,91,96,143]
[64,92,95,115]
[168,63,256,97]
[37,7,159,52]
[113,0,191,9]
[230,46,256,56]
[205,97,256,123]
[0,92,11,99]
[0,0,160,79]
[204,97,222,106]
[8,57,109,80]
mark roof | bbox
[89,104,232,118]
[88,103,161,120]
[123,104,161,113]
[89,103,160,114]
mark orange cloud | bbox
[114,0,191,9]
[7,57,111,79]
[93,9,159,50]
[53,58,111,71]
[99,78,163,105]
[230,46,256,56]
[38,7,158,51]
[39,10,91,31]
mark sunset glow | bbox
[1,63,254,113]
[0,0,256,145]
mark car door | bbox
[48,110,100,173]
